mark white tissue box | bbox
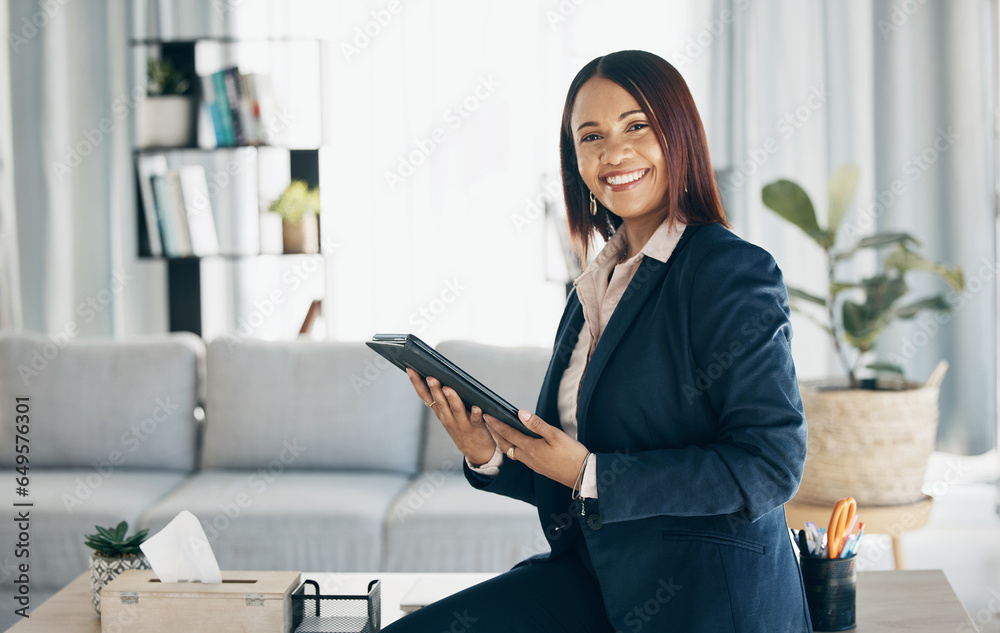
[100,570,302,633]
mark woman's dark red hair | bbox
[560,50,728,263]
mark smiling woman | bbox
[388,50,811,633]
[560,51,728,264]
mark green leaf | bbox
[834,232,920,262]
[114,521,128,541]
[863,276,908,317]
[892,295,951,319]
[842,300,873,341]
[762,180,834,249]
[94,526,115,539]
[827,164,860,235]
[830,281,860,296]
[866,362,905,375]
[884,245,965,290]
[787,286,827,307]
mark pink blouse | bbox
[471,218,687,499]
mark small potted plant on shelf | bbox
[85,521,150,614]
[268,180,320,254]
[762,164,964,507]
[136,57,194,149]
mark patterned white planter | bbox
[89,552,151,614]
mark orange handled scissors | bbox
[827,497,857,559]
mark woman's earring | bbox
[589,191,597,216]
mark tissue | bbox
[140,510,223,583]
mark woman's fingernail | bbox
[518,410,532,422]
[443,387,453,397]
[471,406,481,416]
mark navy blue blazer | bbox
[466,223,812,632]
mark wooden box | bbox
[100,570,302,633]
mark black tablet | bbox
[366,333,541,439]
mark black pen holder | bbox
[799,555,857,631]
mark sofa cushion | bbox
[201,339,423,474]
[0,469,189,591]
[383,472,548,572]
[0,331,203,471]
[138,469,412,572]
[422,341,550,471]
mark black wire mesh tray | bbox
[291,578,381,633]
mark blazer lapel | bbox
[576,225,700,437]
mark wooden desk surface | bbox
[5,570,979,632]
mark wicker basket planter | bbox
[796,362,947,507]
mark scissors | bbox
[827,496,857,559]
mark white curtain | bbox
[7,0,164,336]
[705,0,997,454]
[0,0,21,330]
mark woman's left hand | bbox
[485,410,591,489]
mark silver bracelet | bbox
[571,452,593,499]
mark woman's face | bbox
[570,77,670,225]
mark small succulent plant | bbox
[268,180,320,224]
[84,521,149,557]
[147,58,191,96]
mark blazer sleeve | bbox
[463,457,538,506]
[594,240,807,523]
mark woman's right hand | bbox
[406,368,497,466]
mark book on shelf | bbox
[163,170,194,257]
[199,75,227,147]
[135,153,168,257]
[146,165,220,258]
[222,67,246,146]
[177,165,220,256]
[199,66,278,147]
[150,173,185,257]
[210,70,236,147]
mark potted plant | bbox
[135,58,195,148]
[85,521,150,614]
[268,180,320,254]
[762,165,964,506]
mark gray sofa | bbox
[0,331,549,599]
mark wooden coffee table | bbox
[4,569,979,632]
